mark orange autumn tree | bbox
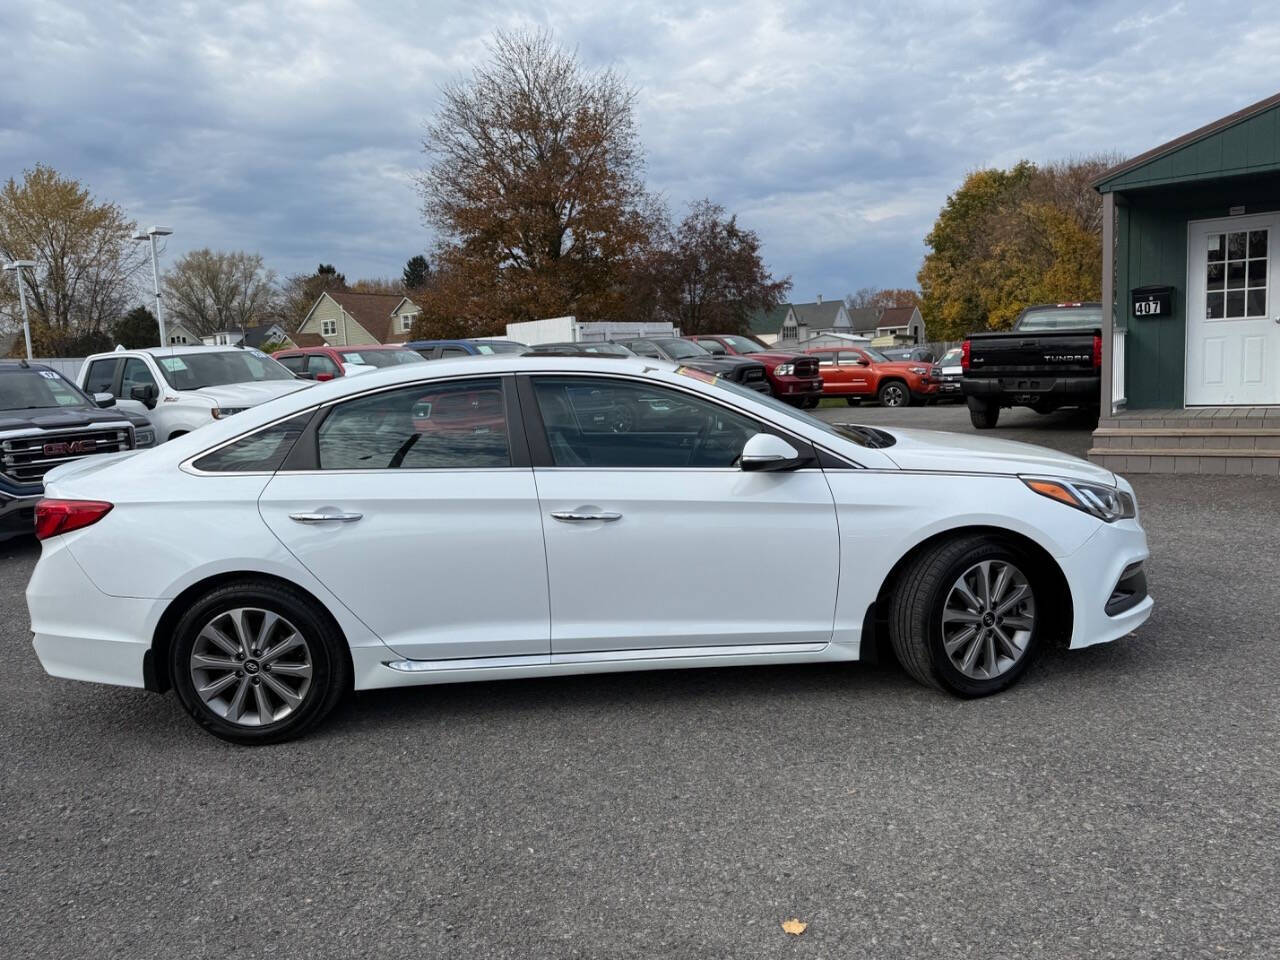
[415,29,659,336]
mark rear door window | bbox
[316,378,510,470]
[193,413,314,473]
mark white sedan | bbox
[27,356,1152,744]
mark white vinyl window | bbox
[1206,230,1267,319]
[401,314,415,331]
[321,319,337,336]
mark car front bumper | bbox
[1057,516,1153,649]
[771,375,824,399]
[0,479,40,541]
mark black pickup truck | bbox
[0,360,155,540]
[961,302,1102,429]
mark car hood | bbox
[184,380,312,407]
[0,405,139,434]
[877,426,1116,484]
[876,360,931,373]
[683,356,758,372]
[744,350,804,363]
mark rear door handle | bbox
[289,512,363,523]
[550,511,622,522]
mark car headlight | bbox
[133,428,156,448]
[211,407,248,419]
[908,366,928,375]
[775,363,794,376]
[1022,476,1136,522]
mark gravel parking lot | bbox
[2,405,1278,959]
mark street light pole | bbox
[3,260,37,360]
[133,226,172,346]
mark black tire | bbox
[169,579,351,745]
[888,535,1043,697]
[878,380,910,407]
[845,397,862,407]
[802,395,820,409]
[967,397,999,429]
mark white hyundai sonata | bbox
[26,356,1152,743]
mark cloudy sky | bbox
[3,0,1277,303]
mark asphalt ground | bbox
[2,401,1278,959]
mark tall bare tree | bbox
[0,165,147,353]
[164,249,278,336]
[417,28,657,330]
[646,200,791,335]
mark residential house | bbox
[202,322,295,349]
[294,291,421,347]
[163,321,203,347]
[873,306,926,345]
[749,298,927,346]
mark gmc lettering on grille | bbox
[43,440,96,456]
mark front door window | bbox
[1206,230,1268,319]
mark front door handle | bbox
[550,511,622,523]
[289,512,363,523]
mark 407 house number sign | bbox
[1131,286,1173,318]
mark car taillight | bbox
[1092,334,1102,369]
[34,500,114,540]
[961,339,971,372]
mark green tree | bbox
[918,156,1115,339]
[276,263,348,329]
[402,255,430,291]
[0,165,147,353]
[112,305,159,348]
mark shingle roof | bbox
[291,332,325,348]
[790,301,847,329]
[842,307,881,334]
[241,323,288,348]
[877,306,917,328]
[745,304,791,335]
[329,291,412,343]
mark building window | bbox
[322,319,337,336]
[781,323,796,339]
[401,314,416,332]
[1207,230,1267,319]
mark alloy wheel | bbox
[881,384,906,406]
[189,607,314,726]
[940,560,1036,680]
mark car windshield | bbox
[721,336,765,354]
[0,367,90,410]
[1016,306,1103,331]
[861,347,890,363]
[675,367,895,449]
[657,339,708,359]
[154,350,295,389]
[472,341,526,355]
[339,349,422,368]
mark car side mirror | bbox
[740,433,804,472]
[855,357,870,366]
[129,384,158,409]
[314,372,335,382]
[92,392,115,408]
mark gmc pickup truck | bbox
[961,302,1102,429]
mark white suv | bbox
[78,346,312,442]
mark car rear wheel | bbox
[878,381,910,407]
[967,397,999,428]
[888,536,1042,697]
[169,580,351,744]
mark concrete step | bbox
[1092,427,1280,452]
[1088,447,1280,475]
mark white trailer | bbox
[506,316,676,346]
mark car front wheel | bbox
[169,580,351,744]
[878,381,909,407]
[888,536,1042,697]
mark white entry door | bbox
[1186,214,1280,405]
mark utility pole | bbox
[3,260,37,360]
[133,226,173,345]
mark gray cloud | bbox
[2,0,1276,303]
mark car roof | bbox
[84,345,253,361]
[0,360,56,374]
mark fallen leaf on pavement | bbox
[781,919,808,936]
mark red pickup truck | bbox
[687,335,824,407]
[804,345,939,407]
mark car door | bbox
[107,356,160,419]
[257,374,550,663]
[837,351,875,395]
[522,373,840,655]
